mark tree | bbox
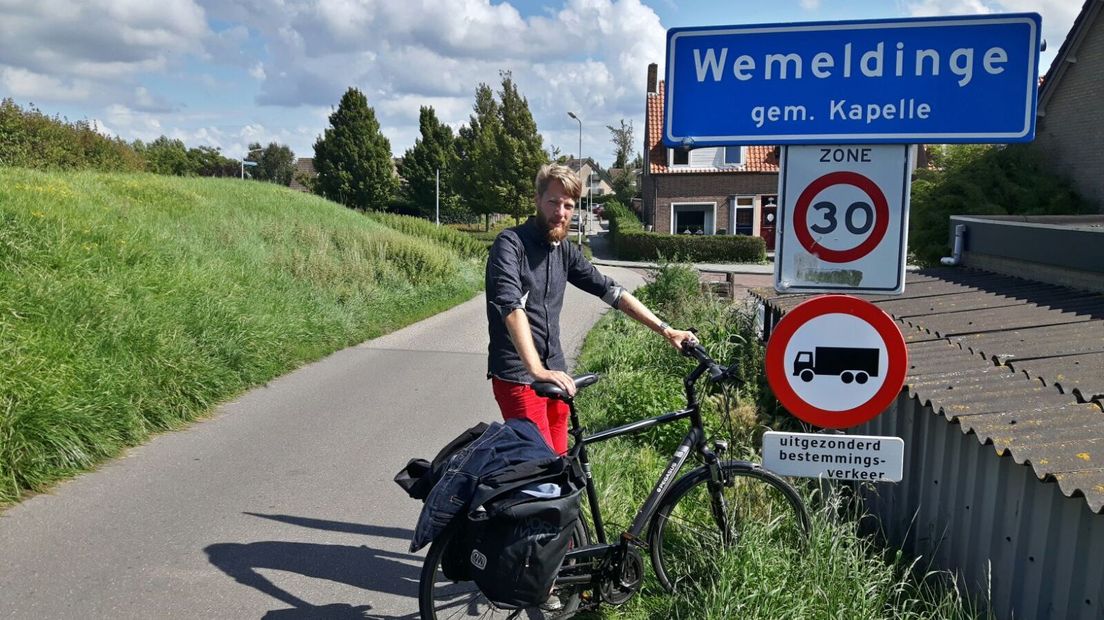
[455,83,504,230]
[908,144,1095,265]
[494,71,547,223]
[455,73,547,228]
[397,106,462,221]
[312,87,398,210]
[610,167,637,205]
[188,145,239,177]
[247,141,296,185]
[139,136,193,175]
[607,119,634,169]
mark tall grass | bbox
[367,211,488,260]
[571,263,988,619]
[0,168,484,504]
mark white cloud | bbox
[222,0,664,161]
[0,0,207,79]
[901,0,990,16]
[249,63,266,80]
[799,0,821,8]
[103,104,165,142]
[0,66,93,101]
[900,0,1081,75]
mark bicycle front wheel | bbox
[418,519,589,619]
[648,461,811,593]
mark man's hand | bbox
[661,327,698,351]
[531,368,577,397]
[615,291,700,353]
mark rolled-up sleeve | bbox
[566,244,623,309]
[487,232,527,320]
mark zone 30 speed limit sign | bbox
[775,144,911,294]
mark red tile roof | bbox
[646,80,779,175]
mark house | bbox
[1034,0,1104,211]
[288,157,316,193]
[564,157,613,204]
[641,64,780,247]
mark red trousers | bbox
[491,378,570,455]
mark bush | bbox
[604,199,643,238]
[0,99,144,172]
[618,230,766,262]
[605,195,766,262]
[909,144,1096,265]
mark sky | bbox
[0,0,1081,169]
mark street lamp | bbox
[241,147,263,180]
[567,111,586,244]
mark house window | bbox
[672,203,715,235]
[733,196,754,235]
[724,146,742,165]
[671,148,689,166]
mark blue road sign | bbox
[664,14,1041,146]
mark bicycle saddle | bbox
[531,373,600,400]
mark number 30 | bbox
[810,201,874,235]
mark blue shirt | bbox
[485,217,623,383]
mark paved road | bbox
[0,266,644,619]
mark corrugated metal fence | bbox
[856,394,1104,619]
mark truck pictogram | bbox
[793,347,879,384]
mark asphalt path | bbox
[0,266,644,619]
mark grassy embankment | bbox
[0,168,485,505]
[571,264,989,619]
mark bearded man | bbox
[485,163,697,454]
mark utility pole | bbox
[567,112,584,245]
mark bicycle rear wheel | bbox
[648,461,810,593]
[418,520,589,619]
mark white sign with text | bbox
[775,144,911,294]
[762,431,904,482]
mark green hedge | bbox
[603,199,643,237]
[604,199,765,262]
[617,229,766,262]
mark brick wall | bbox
[1035,10,1104,213]
[646,173,779,233]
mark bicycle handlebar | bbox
[681,340,726,382]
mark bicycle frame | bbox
[556,358,723,587]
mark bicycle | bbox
[419,340,812,618]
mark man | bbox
[486,163,697,455]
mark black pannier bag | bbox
[465,456,585,609]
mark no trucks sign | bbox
[765,295,907,429]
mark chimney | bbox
[647,63,658,94]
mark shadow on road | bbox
[244,512,413,540]
[204,514,422,619]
